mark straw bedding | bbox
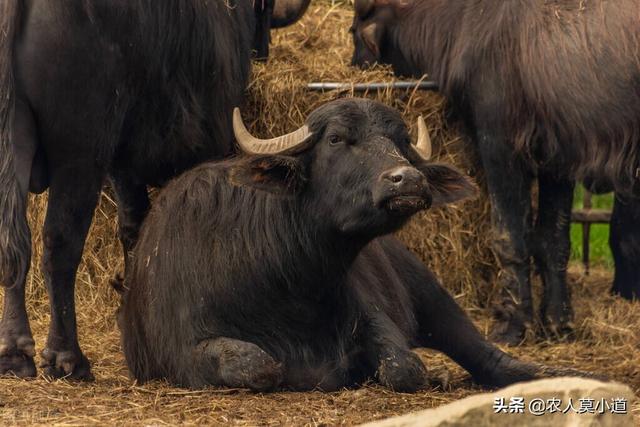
[1,2,638,425]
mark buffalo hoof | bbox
[476,356,539,388]
[611,280,640,300]
[541,314,574,342]
[476,354,604,389]
[377,349,428,392]
[40,347,94,381]
[203,338,283,391]
[490,303,534,346]
[0,333,37,378]
[541,299,574,341]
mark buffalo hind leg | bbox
[533,174,575,339]
[108,172,150,291]
[374,237,542,387]
[194,337,283,391]
[39,170,103,380]
[407,262,594,387]
[405,267,539,385]
[0,98,38,378]
[610,195,640,299]
[477,132,534,345]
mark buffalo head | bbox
[350,0,411,71]
[231,98,476,237]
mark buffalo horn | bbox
[233,108,314,155]
[412,116,432,160]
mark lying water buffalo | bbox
[0,0,260,380]
[119,98,588,391]
[350,0,640,344]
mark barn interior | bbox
[0,1,638,425]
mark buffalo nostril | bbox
[388,173,403,184]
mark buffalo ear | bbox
[229,155,307,195]
[360,22,383,58]
[418,163,478,207]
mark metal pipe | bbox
[306,81,439,92]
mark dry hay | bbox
[1,1,639,425]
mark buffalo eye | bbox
[328,135,344,146]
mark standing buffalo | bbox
[350,0,640,344]
[119,98,589,391]
[0,0,261,380]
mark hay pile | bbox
[1,1,639,425]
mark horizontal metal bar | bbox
[307,81,439,92]
[571,209,612,224]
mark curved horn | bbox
[412,116,432,160]
[233,108,314,155]
[354,0,375,16]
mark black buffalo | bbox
[0,0,260,380]
[119,98,588,391]
[350,0,640,344]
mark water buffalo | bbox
[119,98,589,391]
[0,0,259,380]
[350,0,640,344]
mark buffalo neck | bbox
[269,196,370,296]
[213,169,372,296]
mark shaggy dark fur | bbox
[0,0,255,380]
[354,0,640,188]
[350,0,640,344]
[0,0,29,290]
[120,99,591,391]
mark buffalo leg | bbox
[361,311,428,392]
[0,99,38,377]
[193,337,283,391]
[397,259,539,385]
[411,274,593,387]
[39,171,103,380]
[0,283,36,377]
[477,132,534,345]
[533,174,575,338]
[610,195,640,299]
[389,242,591,387]
[253,0,273,61]
[372,237,538,387]
[109,172,149,287]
